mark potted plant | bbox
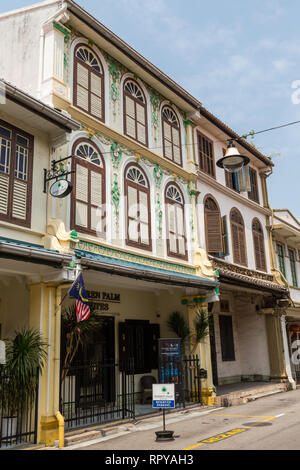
[0,328,48,442]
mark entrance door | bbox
[75,316,115,405]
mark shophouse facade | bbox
[270,209,300,384]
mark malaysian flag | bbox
[68,273,91,322]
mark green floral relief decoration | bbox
[153,164,164,189]
[156,193,163,237]
[110,142,123,169]
[105,53,124,117]
[111,173,120,234]
[147,86,162,143]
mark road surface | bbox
[64,388,300,451]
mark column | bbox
[29,283,61,446]
[183,296,216,405]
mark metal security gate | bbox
[159,355,203,407]
[60,359,135,430]
[0,366,39,449]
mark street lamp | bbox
[216,140,250,173]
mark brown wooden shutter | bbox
[248,168,259,203]
[0,123,32,228]
[206,211,223,253]
[253,220,266,271]
[198,133,215,177]
[231,223,241,264]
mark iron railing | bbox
[60,359,135,430]
[0,366,39,449]
[60,355,204,431]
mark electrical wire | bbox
[64,116,300,160]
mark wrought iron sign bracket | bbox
[43,155,75,194]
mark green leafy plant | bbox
[191,309,210,354]
[61,304,104,380]
[0,328,48,415]
[166,311,190,354]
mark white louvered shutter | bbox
[168,204,177,253]
[125,96,136,139]
[90,171,102,232]
[0,174,9,216]
[91,72,102,119]
[136,103,146,144]
[77,63,89,112]
[139,191,149,244]
[75,163,88,228]
[128,185,138,242]
[176,205,185,255]
[12,180,27,220]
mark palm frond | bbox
[167,311,190,345]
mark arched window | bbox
[123,80,148,146]
[204,196,223,255]
[73,44,105,122]
[252,218,266,271]
[162,106,182,166]
[230,208,247,266]
[71,139,106,236]
[125,164,151,250]
[165,183,187,259]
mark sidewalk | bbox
[215,380,289,406]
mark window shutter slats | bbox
[90,171,102,207]
[252,219,266,271]
[76,164,88,202]
[77,62,89,88]
[206,211,223,253]
[198,133,215,177]
[231,224,241,264]
[91,94,102,119]
[136,103,145,124]
[126,96,135,119]
[12,180,27,220]
[137,123,146,145]
[126,116,136,139]
[74,46,105,122]
[91,73,102,97]
[0,174,9,215]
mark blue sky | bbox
[2,0,300,218]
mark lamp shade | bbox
[217,141,250,173]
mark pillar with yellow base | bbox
[29,283,64,447]
[183,297,216,405]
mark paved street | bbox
[65,389,300,451]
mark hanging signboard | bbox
[158,338,184,403]
[50,179,73,198]
[152,384,175,409]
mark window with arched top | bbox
[71,139,106,236]
[73,44,105,122]
[252,218,266,271]
[125,164,151,250]
[165,183,187,259]
[204,196,223,255]
[123,80,148,146]
[162,107,182,166]
[230,208,247,266]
